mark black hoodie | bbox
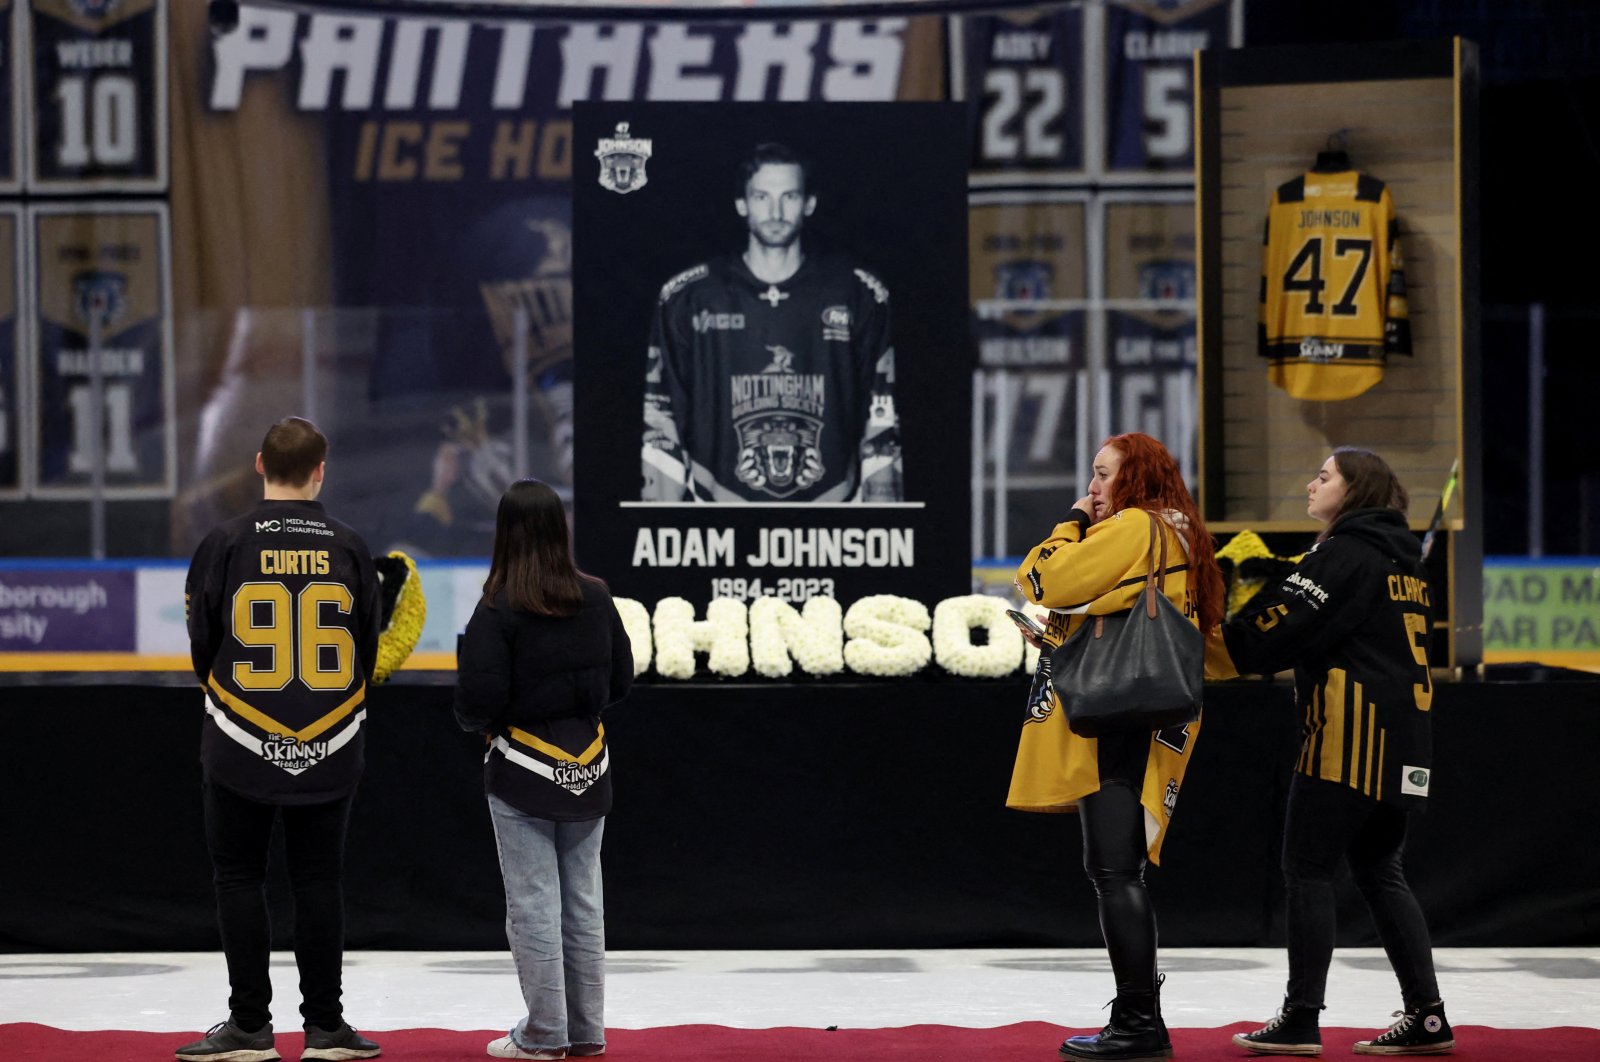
[1219,507,1435,809]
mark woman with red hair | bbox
[1009,432,1223,1062]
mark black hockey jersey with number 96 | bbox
[1259,170,1411,401]
[185,500,381,804]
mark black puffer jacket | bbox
[455,580,633,819]
[1220,508,1436,809]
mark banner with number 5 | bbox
[27,201,175,498]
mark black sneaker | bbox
[1353,1000,1454,1055]
[1231,1001,1322,1056]
[302,1023,382,1060]
[175,1021,280,1062]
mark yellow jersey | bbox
[1008,508,1202,863]
[1259,170,1411,401]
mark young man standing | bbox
[180,417,382,1062]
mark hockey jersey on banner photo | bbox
[642,253,902,503]
[1259,170,1411,401]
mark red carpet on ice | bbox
[3,1022,1597,1060]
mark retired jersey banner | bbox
[1104,196,1196,485]
[1102,0,1234,178]
[26,0,167,192]
[0,208,20,497]
[573,101,971,605]
[969,194,1087,371]
[968,193,1088,555]
[956,6,1085,184]
[0,1,20,191]
[27,202,174,499]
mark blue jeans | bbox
[487,793,606,1053]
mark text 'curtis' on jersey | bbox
[641,252,903,502]
[1258,170,1411,401]
[185,500,382,805]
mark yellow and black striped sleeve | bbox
[1382,191,1411,356]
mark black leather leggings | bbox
[1078,782,1157,996]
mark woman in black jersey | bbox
[1215,448,1453,1057]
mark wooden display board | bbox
[1196,38,1481,666]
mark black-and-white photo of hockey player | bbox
[574,101,969,602]
[641,143,902,503]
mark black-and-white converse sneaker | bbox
[1353,1000,1454,1055]
[1231,1000,1323,1056]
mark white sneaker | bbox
[486,1035,565,1060]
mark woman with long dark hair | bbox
[1010,432,1224,1061]
[1217,448,1452,1056]
[455,479,633,1061]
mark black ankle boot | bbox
[1059,985,1172,1061]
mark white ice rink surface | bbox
[2,949,1596,1033]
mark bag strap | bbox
[1142,510,1170,619]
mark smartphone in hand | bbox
[1005,609,1047,640]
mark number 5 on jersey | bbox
[1403,612,1433,711]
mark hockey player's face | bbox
[1307,456,1348,523]
[737,164,815,248]
[1088,446,1122,521]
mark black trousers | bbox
[1282,774,1441,1010]
[202,776,353,1031]
[1078,781,1158,997]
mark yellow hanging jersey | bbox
[1259,170,1410,401]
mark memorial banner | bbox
[573,101,972,604]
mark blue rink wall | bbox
[0,558,1595,668]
